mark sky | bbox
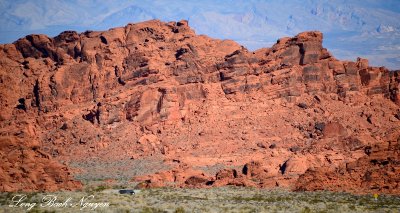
[0,0,399,69]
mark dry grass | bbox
[0,187,399,212]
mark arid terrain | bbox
[0,19,399,195]
[1,187,400,212]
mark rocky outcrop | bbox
[296,140,400,194]
[0,136,81,191]
[0,19,399,193]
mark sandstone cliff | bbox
[0,19,399,194]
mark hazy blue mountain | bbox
[0,0,399,69]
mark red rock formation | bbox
[0,136,81,191]
[296,139,400,194]
[0,19,399,193]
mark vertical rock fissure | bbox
[89,73,97,101]
[157,89,166,113]
[33,79,41,112]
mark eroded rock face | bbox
[0,137,81,192]
[296,140,400,194]
[0,19,399,193]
